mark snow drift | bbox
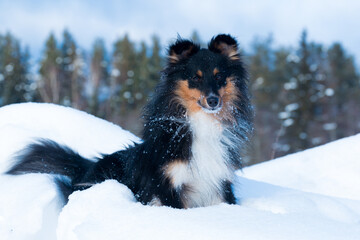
[0,103,359,240]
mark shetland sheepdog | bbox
[6,34,253,209]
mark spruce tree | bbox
[0,33,30,105]
[135,41,149,106]
[327,43,359,138]
[111,34,137,115]
[148,35,162,93]
[38,33,61,103]
[90,38,109,117]
[248,35,279,163]
[59,30,86,109]
[282,30,322,152]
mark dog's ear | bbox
[168,39,200,64]
[208,34,240,60]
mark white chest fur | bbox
[165,112,234,208]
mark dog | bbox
[6,34,253,209]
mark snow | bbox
[0,103,139,173]
[242,134,360,200]
[0,103,360,240]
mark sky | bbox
[0,0,359,67]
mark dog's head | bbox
[165,34,248,122]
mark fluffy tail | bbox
[6,139,96,202]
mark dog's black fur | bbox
[6,34,253,209]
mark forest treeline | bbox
[0,30,359,165]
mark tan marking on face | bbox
[213,68,219,75]
[215,76,239,122]
[196,70,203,77]
[175,80,202,114]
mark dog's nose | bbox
[206,96,220,108]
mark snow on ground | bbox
[0,103,359,240]
[242,135,360,200]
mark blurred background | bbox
[0,0,359,165]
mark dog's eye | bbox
[215,74,221,81]
[192,75,201,81]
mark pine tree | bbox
[0,33,30,105]
[111,34,137,115]
[60,29,77,105]
[282,30,322,152]
[248,35,280,163]
[135,41,149,106]
[249,35,275,107]
[71,48,87,109]
[90,38,110,117]
[148,35,163,95]
[58,30,87,109]
[327,43,360,138]
[38,33,62,103]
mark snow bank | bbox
[0,103,139,172]
[0,103,139,240]
[242,133,360,200]
[0,103,359,240]
[56,179,360,240]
